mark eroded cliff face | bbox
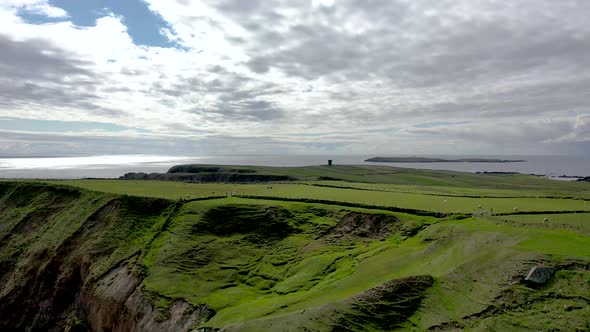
[0,183,212,332]
[80,264,213,332]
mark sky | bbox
[0,0,589,157]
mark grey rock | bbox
[525,266,556,284]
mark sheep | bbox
[543,217,549,223]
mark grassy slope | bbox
[2,165,590,330]
[142,198,437,328]
[139,197,589,330]
[0,182,174,289]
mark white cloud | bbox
[0,0,589,156]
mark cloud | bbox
[0,34,101,110]
[0,34,90,79]
[0,0,589,156]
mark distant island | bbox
[365,157,526,163]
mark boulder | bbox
[525,266,556,284]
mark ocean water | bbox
[0,154,589,179]
[365,155,590,179]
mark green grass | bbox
[2,165,590,331]
[137,197,590,329]
[309,180,590,198]
[45,163,590,191]
[490,213,590,233]
[463,269,590,331]
[142,198,437,327]
[46,180,590,214]
[160,164,590,193]
[0,182,173,281]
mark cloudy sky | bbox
[0,0,589,157]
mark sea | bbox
[0,154,589,179]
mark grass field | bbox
[490,213,590,234]
[48,179,590,214]
[309,179,590,198]
[1,165,589,331]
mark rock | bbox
[525,266,556,284]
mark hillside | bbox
[1,167,589,331]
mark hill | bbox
[0,166,589,331]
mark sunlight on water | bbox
[0,155,193,170]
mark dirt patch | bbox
[334,275,434,331]
[322,212,400,241]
